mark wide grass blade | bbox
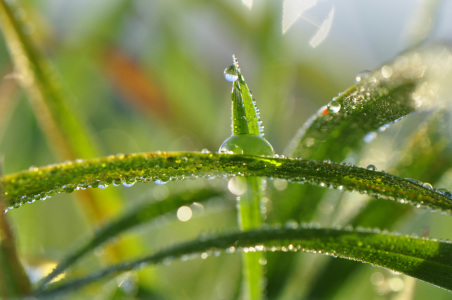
[267,45,452,297]
[36,226,452,297]
[304,110,452,299]
[1,152,452,213]
[285,45,452,160]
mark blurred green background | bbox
[2,0,452,298]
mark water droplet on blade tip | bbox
[224,65,238,82]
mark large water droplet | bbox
[224,65,238,82]
[219,134,274,156]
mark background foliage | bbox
[1,0,452,299]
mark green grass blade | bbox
[36,188,223,291]
[0,206,31,297]
[0,0,127,227]
[234,177,266,300]
[267,46,452,297]
[223,55,273,300]
[225,55,263,136]
[36,226,452,297]
[0,1,141,268]
[304,110,452,299]
[2,152,452,212]
[0,0,99,160]
[285,45,452,161]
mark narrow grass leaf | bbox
[0,0,126,223]
[2,152,452,213]
[223,55,273,300]
[37,226,452,297]
[0,166,31,297]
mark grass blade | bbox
[285,45,452,161]
[0,165,31,297]
[0,0,140,272]
[268,46,452,297]
[223,56,273,299]
[37,226,452,297]
[1,152,452,213]
[304,110,452,298]
[0,0,99,160]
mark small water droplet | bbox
[366,164,377,171]
[224,65,238,82]
[328,102,341,113]
[378,124,390,132]
[154,178,168,185]
[422,182,433,190]
[355,70,371,83]
[201,148,211,153]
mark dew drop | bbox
[366,164,377,171]
[378,124,390,132]
[154,179,168,185]
[355,70,371,83]
[422,182,433,190]
[201,148,211,154]
[328,102,341,113]
[219,134,274,156]
[224,65,238,82]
